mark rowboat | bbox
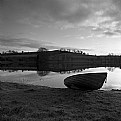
[64,72,107,90]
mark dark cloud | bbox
[0,36,52,49]
[1,0,118,29]
[103,31,116,36]
[103,0,121,24]
[103,30,121,37]
[23,0,93,23]
[112,0,121,9]
[1,0,121,38]
[102,0,121,21]
[0,0,95,26]
[114,29,121,33]
[0,36,93,53]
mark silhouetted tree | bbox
[37,47,48,52]
[60,48,66,51]
[5,50,18,54]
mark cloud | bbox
[108,0,121,20]
[1,0,102,27]
[103,31,117,36]
[0,36,94,53]
[0,37,92,55]
[88,0,121,37]
[24,0,93,23]
[0,1,109,23]
[102,30,121,38]
[2,0,121,37]
[0,36,53,51]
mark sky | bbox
[1,0,121,55]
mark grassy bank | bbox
[1,82,121,121]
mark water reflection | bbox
[0,59,121,90]
[0,61,120,75]
[37,71,50,77]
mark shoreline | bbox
[1,81,121,121]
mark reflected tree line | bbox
[1,49,121,77]
[0,62,120,77]
[36,67,119,77]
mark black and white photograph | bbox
[1,0,121,120]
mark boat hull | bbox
[64,72,107,90]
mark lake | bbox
[1,66,121,90]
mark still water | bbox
[1,67,121,90]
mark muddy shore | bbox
[1,81,121,121]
